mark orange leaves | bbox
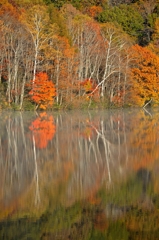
[80,126,95,139]
[129,44,159,106]
[112,91,124,106]
[80,79,99,97]
[28,72,56,109]
[80,79,93,92]
[86,6,103,18]
[127,111,159,172]
[80,118,97,139]
[94,211,109,232]
[0,1,18,17]
[29,112,56,149]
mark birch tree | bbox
[21,5,55,82]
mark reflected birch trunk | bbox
[117,119,121,172]
[101,120,112,184]
[122,112,128,165]
[1,110,158,210]
[32,134,40,205]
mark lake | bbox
[0,108,159,240]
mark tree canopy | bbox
[0,0,159,110]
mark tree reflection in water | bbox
[29,112,56,149]
[0,109,159,238]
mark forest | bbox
[1,0,159,110]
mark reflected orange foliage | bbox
[63,161,74,181]
[0,199,18,220]
[81,127,94,138]
[29,112,56,149]
[128,112,159,171]
[87,195,101,205]
[80,119,97,139]
[94,211,109,232]
[86,171,104,205]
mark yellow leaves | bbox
[81,126,94,139]
[39,104,46,110]
[127,110,159,172]
[129,44,159,106]
[79,79,99,103]
[80,79,98,94]
[81,79,92,92]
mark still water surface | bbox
[0,108,159,239]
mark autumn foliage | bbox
[80,79,99,100]
[87,6,103,18]
[129,44,159,106]
[28,72,56,110]
[29,112,56,149]
[1,1,159,109]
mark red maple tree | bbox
[28,72,56,110]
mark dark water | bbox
[0,108,159,240]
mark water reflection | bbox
[29,112,56,149]
[0,109,159,238]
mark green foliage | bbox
[0,217,42,240]
[44,0,67,8]
[0,203,83,240]
[11,103,21,111]
[0,83,7,109]
[15,0,44,6]
[42,0,52,4]
[97,174,143,206]
[22,99,35,111]
[97,4,144,39]
[106,222,129,240]
[43,0,110,10]
[70,0,81,8]
[86,198,129,240]
[71,0,100,10]
[147,13,158,29]
[90,230,108,240]
[47,3,68,36]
